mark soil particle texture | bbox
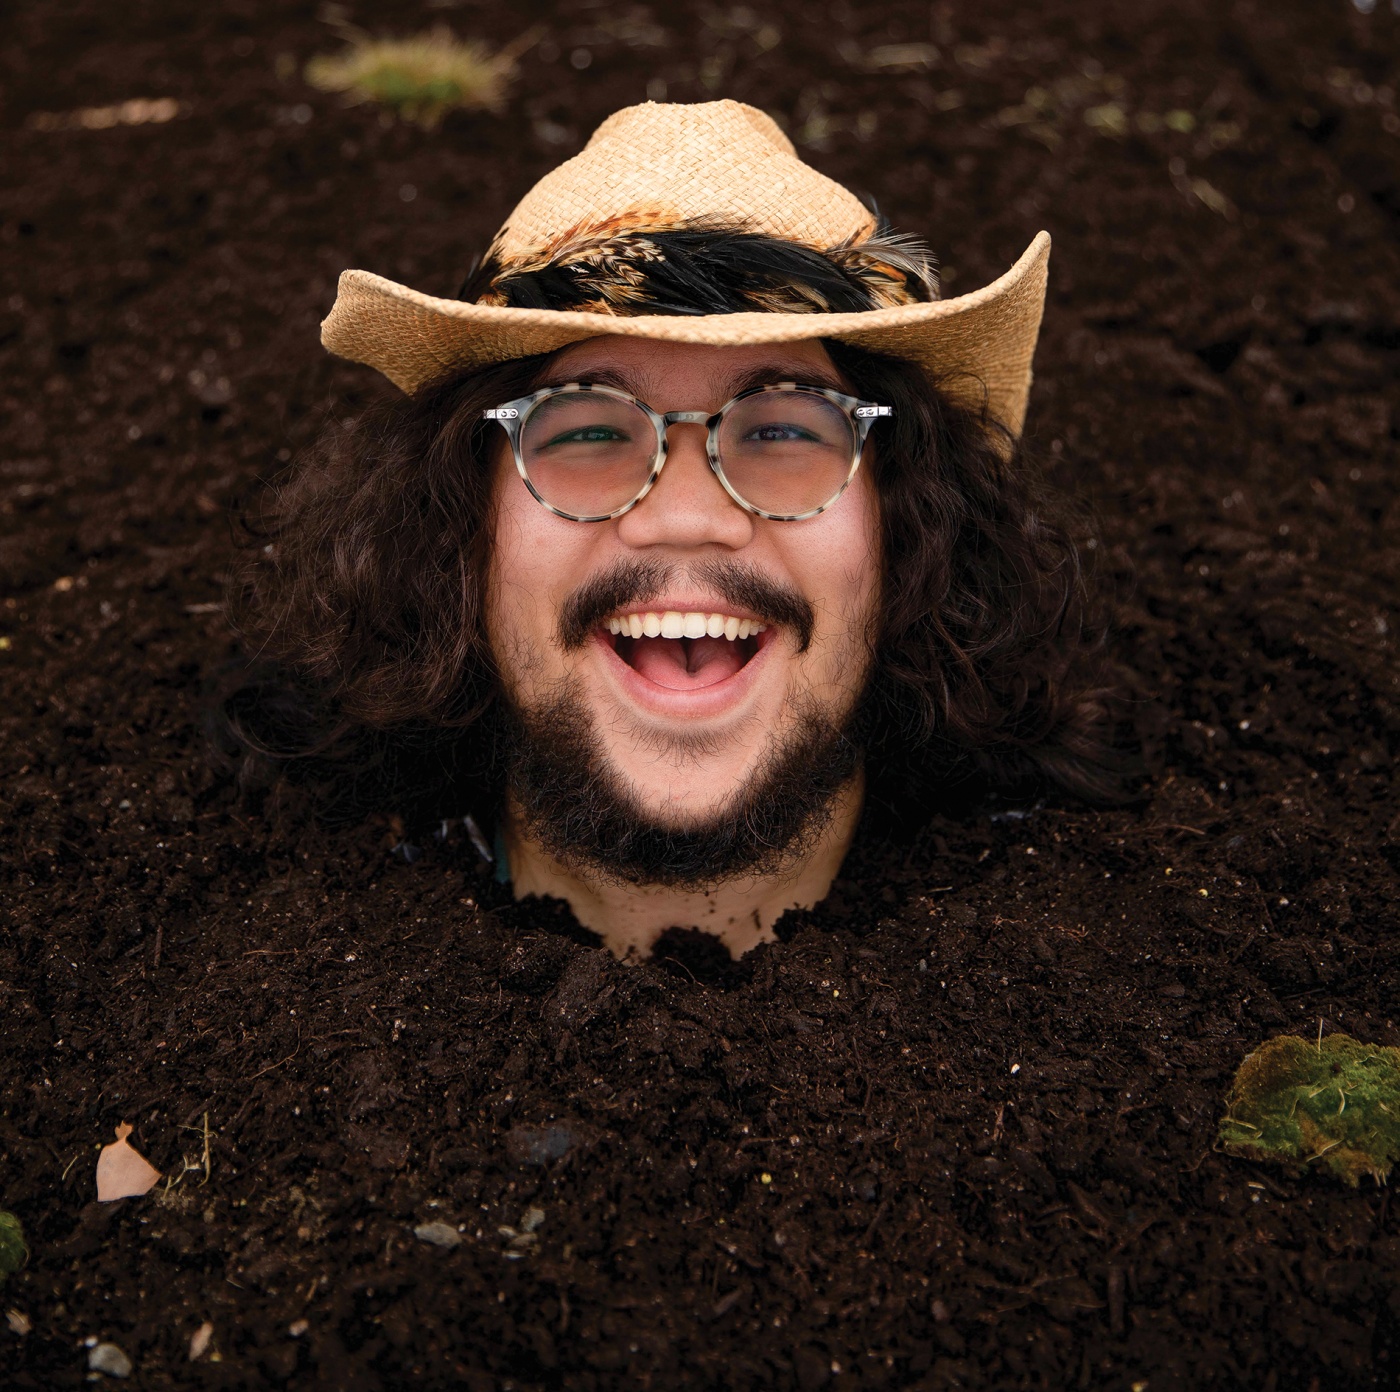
[2,1,1399,1388]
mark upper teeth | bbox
[605,612,767,641]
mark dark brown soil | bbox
[3,1,1400,1387]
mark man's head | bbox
[219,101,1117,892]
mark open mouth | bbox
[601,610,768,692]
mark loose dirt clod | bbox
[1218,1033,1400,1185]
[95,1124,161,1202]
[87,1342,133,1378]
[412,1220,462,1249]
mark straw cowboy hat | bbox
[321,99,1051,435]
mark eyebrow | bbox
[722,360,848,397]
[531,355,849,402]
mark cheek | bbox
[488,459,592,645]
[815,471,883,622]
[486,458,546,640]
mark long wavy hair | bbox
[215,231,1120,826]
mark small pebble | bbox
[6,1309,31,1335]
[188,1321,213,1361]
[288,1319,309,1338]
[505,1124,575,1166]
[413,1220,462,1249]
[87,1342,133,1378]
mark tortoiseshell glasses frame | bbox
[483,381,894,524]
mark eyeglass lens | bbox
[717,392,855,517]
[520,393,658,518]
[518,389,858,519]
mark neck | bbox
[501,772,865,960]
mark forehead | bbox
[535,335,846,402]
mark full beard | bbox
[500,682,865,892]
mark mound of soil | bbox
[2,0,1399,1387]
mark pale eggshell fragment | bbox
[96,1122,161,1202]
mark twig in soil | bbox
[860,1197,892,1250]
[60,1152,82,1183]
[1107,1216,1165,1259]
[249,1039,301,1081]
[26,99,184,132]
[712,1283,748,1318]
[1107,1266,1127,1338]
[1065,1180,1112,1235]
[663,956,703,987]
[168,1111,214,1192]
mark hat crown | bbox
[490,100,877,264]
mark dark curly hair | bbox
[215,232,1120,827]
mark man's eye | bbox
[546,425,629,446]
[745,423,819,444]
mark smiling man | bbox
[221,101,1115,958]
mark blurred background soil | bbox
[2,1,1399,1388]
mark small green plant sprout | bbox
[305,24,536,129]
[1218,1032,1400,1186]
[0,1211,26,1284]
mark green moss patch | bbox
[1218,1033,1400,1186]
[0,1211,26,1283]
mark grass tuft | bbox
[305,25,525,129]
[1218,1032,1400,1186]
[0,1211,26,1283]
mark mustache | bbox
[558,558,816,652]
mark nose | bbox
[613,416,755,551]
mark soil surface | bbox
[3,1,1400,1388]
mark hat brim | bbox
[321,230,1050,437]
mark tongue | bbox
[627,636,746,690]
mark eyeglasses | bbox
[483,381,893,523]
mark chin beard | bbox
[500,683,864,891]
